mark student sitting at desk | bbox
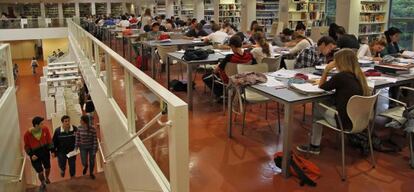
[297,49,371,155]
[251,32,271,63]
[147,22,162,40]
[203,35,257,100]
[357,38,387,61]
[295,36,337,69]
[185,23,208,39]
[203,23,229,45]
[336,26,359,49]
[382,27,403,56]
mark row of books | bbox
[360,14,385,23]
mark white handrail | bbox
[98,139,107,164]
[18,154,27,182]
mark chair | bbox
[211,62,242,114]
[379,86,414,169]
[314,92,379,181]
[262,57,281,72]
[270,22,284,37]
[237,63,271,134]
[156,45,182,80]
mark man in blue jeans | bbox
[52,115,77,178]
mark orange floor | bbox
[15,47,414,192]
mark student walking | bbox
[75,115,98,179]
[52,115,77,178]
[24,116,53,191]
[30,57,38,75]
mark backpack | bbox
[182,48,209,61]
[274,152,320,187]
[169,79,195,92]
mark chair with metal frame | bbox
[236,63,271,135]
[313,92,379,181]
[378,86,414,169]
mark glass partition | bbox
[0,44,13,99]
[68,19,189,192]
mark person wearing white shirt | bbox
[203,24,229,44]
[118,15,130,28]
[357,38,387,61]
[288,33,313,55]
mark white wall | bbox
[0,88,24,192]
[0,28,68,42]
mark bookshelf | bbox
[287,0,326,30]
[45,3,59,18]
[173,0,181,17]
[256,0,279,33]
[62,3,75,18]
[204,0,214,21]
[22,3,41,18]
[154,0,167,16]
[219,0,241,29]
[79,3,91,17]
[111,3,123,16]
[358,0,388,39]
[95,3,107,16]
[181,0,194,20]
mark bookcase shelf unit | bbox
[111,3,124,16]
[63,3,75,18]
[79,3,91,17]
[358,0,389,40]
[218,0,241,30]
[204,0,214,21]
[287,0,327,30]
[45,3,59,18]
[154,0,167,16]
[95,3,107,16]
[256,0,280,33]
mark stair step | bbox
[25,173,109,192]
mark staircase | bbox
[25,173,109,192]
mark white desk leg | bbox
[282,103,293,177]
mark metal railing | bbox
[0,18,73,29]
[68,19,189,192]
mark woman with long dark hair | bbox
[251,32,271,63]
[75,115,98,179]
[382,27,403,55]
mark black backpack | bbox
[182,49,209,61]
[170,79,195,92]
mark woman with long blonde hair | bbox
[297,49,370,154]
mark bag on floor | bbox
[274,152,320,187]
[170,79,195,92]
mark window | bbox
[389,0,414,50]
[326,0,336,25]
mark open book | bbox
[290,83,325,95]
[402,51,414,58]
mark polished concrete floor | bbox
[14,47,414,192]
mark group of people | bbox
[24,115,98,191]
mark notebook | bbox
[290,83,325,95]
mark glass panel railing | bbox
[68,19,189,192]
[0,44,12,98]
[0,18,71,29]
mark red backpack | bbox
[274,152,321,187]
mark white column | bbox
[91,2,96,15]
[75,3,80,17]
[336,0,360,35]
[194,0,204,21]
[241,0,256,32]
[58,3,63,19]
[278,0,289,29]
[40,3,46,18]
[165,0,174,18]
[107,2,111,16]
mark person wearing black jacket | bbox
[52,115,77,178]
[336,26,359,49]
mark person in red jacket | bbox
[24,116,53,191]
